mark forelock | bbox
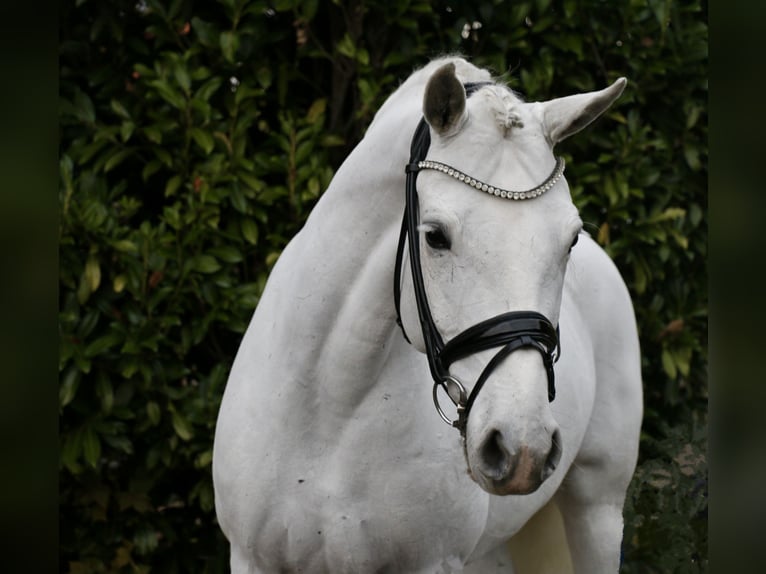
[477,84,525,132]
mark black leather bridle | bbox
[393,82,561,438]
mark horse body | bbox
[213,57,642,573]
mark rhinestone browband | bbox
[416,156,565,200]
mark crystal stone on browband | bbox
[416,156,565,200]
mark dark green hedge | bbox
[59,1,707,572]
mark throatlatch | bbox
[393,82,562,437]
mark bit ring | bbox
[432,376,467,427]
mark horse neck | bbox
[262,58,490,422]
[262,101,419,422]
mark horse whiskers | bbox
[581,220,600,235]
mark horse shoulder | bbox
[561,232,643,496]
[566,233,641,391]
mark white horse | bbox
[213,57,643,573]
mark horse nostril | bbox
[543,428,562,480]
[479,430,512,480]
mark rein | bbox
[393,82,562,438]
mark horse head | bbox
[397,62,625,496]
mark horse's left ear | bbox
[540,78,627,145]
[423,62,467,136]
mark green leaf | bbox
[191,254,221,274]
[81,201,108,230]
[295,141,313,166]
[321,134,344,147]
[633,258,648,294]
[256,66,272,89]
[195,449,213,468]
[96,376,114,413]
[143,126,163,144]
[104,149,133,173]
[306,99,326,124]
[110,99,131,119]
[84,254,101,292]
[241,219,259,245]
[337,33,355,58]
[684,144,701,171]
[230,187,248,213]
[82,426,101,468]
[155,148,173,167]
[307,177,320,197]
[237,171,264,192]
[85,332,124,358]
[190,128,215,154]
[134,527,160,554]
[60,367,81,408]
[113,275,127,293]
[103,435,133,455]
[686,104,702,129]
[209,245,243,263]
[597,222,610,245]
[199,481,214,511]
[659,207,686,222]
[662,348,677,379]
[220,31,239,63]
[171,410,194,441]
[191,17,219,48]
[173,62,191,93]
[165,175,183,197]
[163,205,182,229]
[120,121,135,142]
[59,429,82,474]
[189,478,215,512]
[149,79,186,110]
[77,274,92,305]
[73,88,95,123]
[673,347,692,378]
[75,139,109,165]
[142,159,162,181]
[121,361,138,378]
[133,63,154,78]
[61,428,84,473]
[671,230,689,249]
[112,240,139,254]
[194,77,223,102]
[146,401,161,426]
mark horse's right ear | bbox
[423,63,467,136]
[540,78,627,145]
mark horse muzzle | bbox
[468,425,562,495]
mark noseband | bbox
[393,82,563,438]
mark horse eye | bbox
[568,233,579,252]
[425,228,451,250]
